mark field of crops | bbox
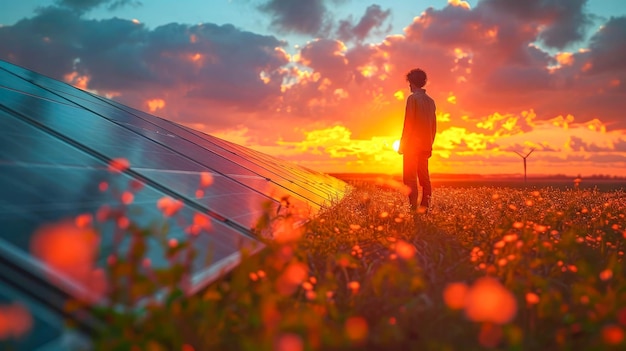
[4,177,626,351]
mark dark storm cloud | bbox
[0,6,289,119]
[54,0,141,12]
[337,5,391,42]
[586,16,626,74]
[0,7,83,77]
[258,0,328,35]
[477,0,592,49]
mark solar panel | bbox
[0,63,342,214]
[0,58,347,348]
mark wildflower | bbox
[275,333,303,351]
[168,238,178,248]
[395,240,416,259]
[602,325,624,345]
[142,258,151,268]
[199,171,214,188]
[157,196,184,217]
[98,181,108,192]
[74,213,93,229]
[525,292,540,305]
[599,269,613,281]
[117,216,130,229]
[30,220,105,303]
[0,303,32,339]
[348,281,360,294]
[249,272,259,281]
[464,277,517,325]
[121,191,134,205]
[503,234,518,242]
[195,189,204,198]
[302,281,313,291]
[443,282,468,310]
[276,262,308,296]
[107,158,130,173]
[345,316,368,343]
[187,213,212,235]
[580,295,590,305]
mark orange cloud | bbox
[448,0,471,10]
[147,98,166,112]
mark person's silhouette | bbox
[397,68,437,213]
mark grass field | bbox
[6,174,626,350]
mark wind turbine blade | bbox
[526,148,535,157]
[513,151,524,158]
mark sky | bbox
[1,0,626,177]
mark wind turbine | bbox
[514,148,535,184]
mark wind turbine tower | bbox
[514,148,535,183]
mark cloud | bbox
[587,16,626,74]
[54,0,141,12]
[337,5,391,43]
[1,0,625,176]
[258,0,328,35]
[477,0,592,49]
[0,8,290,129]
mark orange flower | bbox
[74,213,93,228]
[121,191,134,205]
[199,171,214,188]
[276,262,308,296]
[464,277,517,324]
[395,240,416,259]
[602,325,625,345]
[157,196,184,217]
[525,292,540,305]
[30,220,106,302]
[599,269,613,281]
[0,303,32,339]
[107,158,130,173]
[275,333,303,351]
[348,281,360,294]
[345,316,369,343]
[443,282,469,310]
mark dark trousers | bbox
[403,149,432,208]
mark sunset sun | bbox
[392,140,400,152]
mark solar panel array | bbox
[0,59,347,350]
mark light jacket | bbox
[399,88,436,154]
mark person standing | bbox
[397,68,437,213]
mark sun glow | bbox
[392,140,400,152]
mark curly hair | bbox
[406,68,427,88]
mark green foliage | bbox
[87,184,626,350]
